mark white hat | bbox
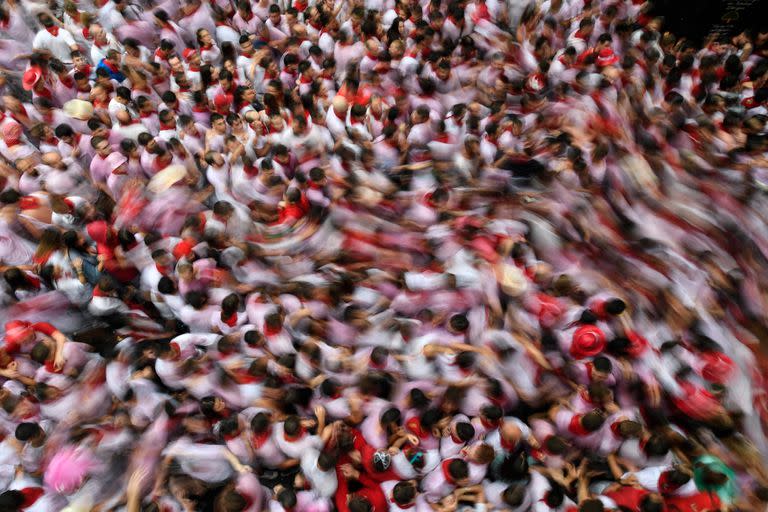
[63,99,94,121]
[147,165,187,193]
[497,263,528,297]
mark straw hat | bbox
[497,263,528,297]
[63,99,94,120]
[148,164,187,193]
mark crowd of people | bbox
[0,0,768,509]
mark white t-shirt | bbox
[300,448,338,498]
[33,28,77,64]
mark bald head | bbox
[116,110,133,126]
[41,152,62,167]
[366,39,380,54]
[332,95,348,115]
[500,420,522,444]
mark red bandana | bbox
[568,415,591,436]
[46,26,60,37]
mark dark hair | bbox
[277,488,297,509]
[455,422,475,442]
[380,407,401,426]
[593,356,612,373]
[349,497,372,512]
[251,412,270,433]
[392,482,416,505]
[581,410,606,432]
[639,495,663,512]
[545,435,568,454]
[604,298,626,315]
[0,490,24,510]
[200,396,218,417]
[283,415,301,436]
[579,498,604,512]
[447,459,469,480]
[15,422,42,441]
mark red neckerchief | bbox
[139,110,156,119]
[658,471,683,496]
[223,430,240,441]
[159,122,175,131]
[568,414,591,436]
[156,263,172,275]
[155,49,168,61]
[369,356,385,369]
[500,435,517,452]
[59,75,75,88]
[294,0,307,11]
[264,324,281,337]
[153,156,172,172]
[609,421,623,438]
[45,25,60,37]
[44,359,62,374]
[480,417,499,430]
[20,487,45,508]
[184,2,202,17]
[222,312,238,327]
[252,428,272,448]
[34,86,54,100]
[201,42,213,51]
[442,459,456,484]
[93,286,111,298]
[19,195,40,209]
[284,426,305,442]
[405,417,430,439]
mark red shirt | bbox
[663,492,721,512]
[604,486,650,511]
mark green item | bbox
[693,454,738,504]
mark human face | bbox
[199,30,212,46]
[169,57,184,74]
[269,11,280,25]
[95,140,111,157]
[213,118,227,132]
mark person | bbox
[0,0,766,510]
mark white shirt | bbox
[33,28,77,64]
[300,448,338,498]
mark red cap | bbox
[172,239,194,260]
[213,93,231,112]
[596,47,619,67]
[700,352,735,384]
[22,67,42,91]
[625,330,649,359]
[570,325,606,359]
[5,320,32,353]
[182,48,196,61]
